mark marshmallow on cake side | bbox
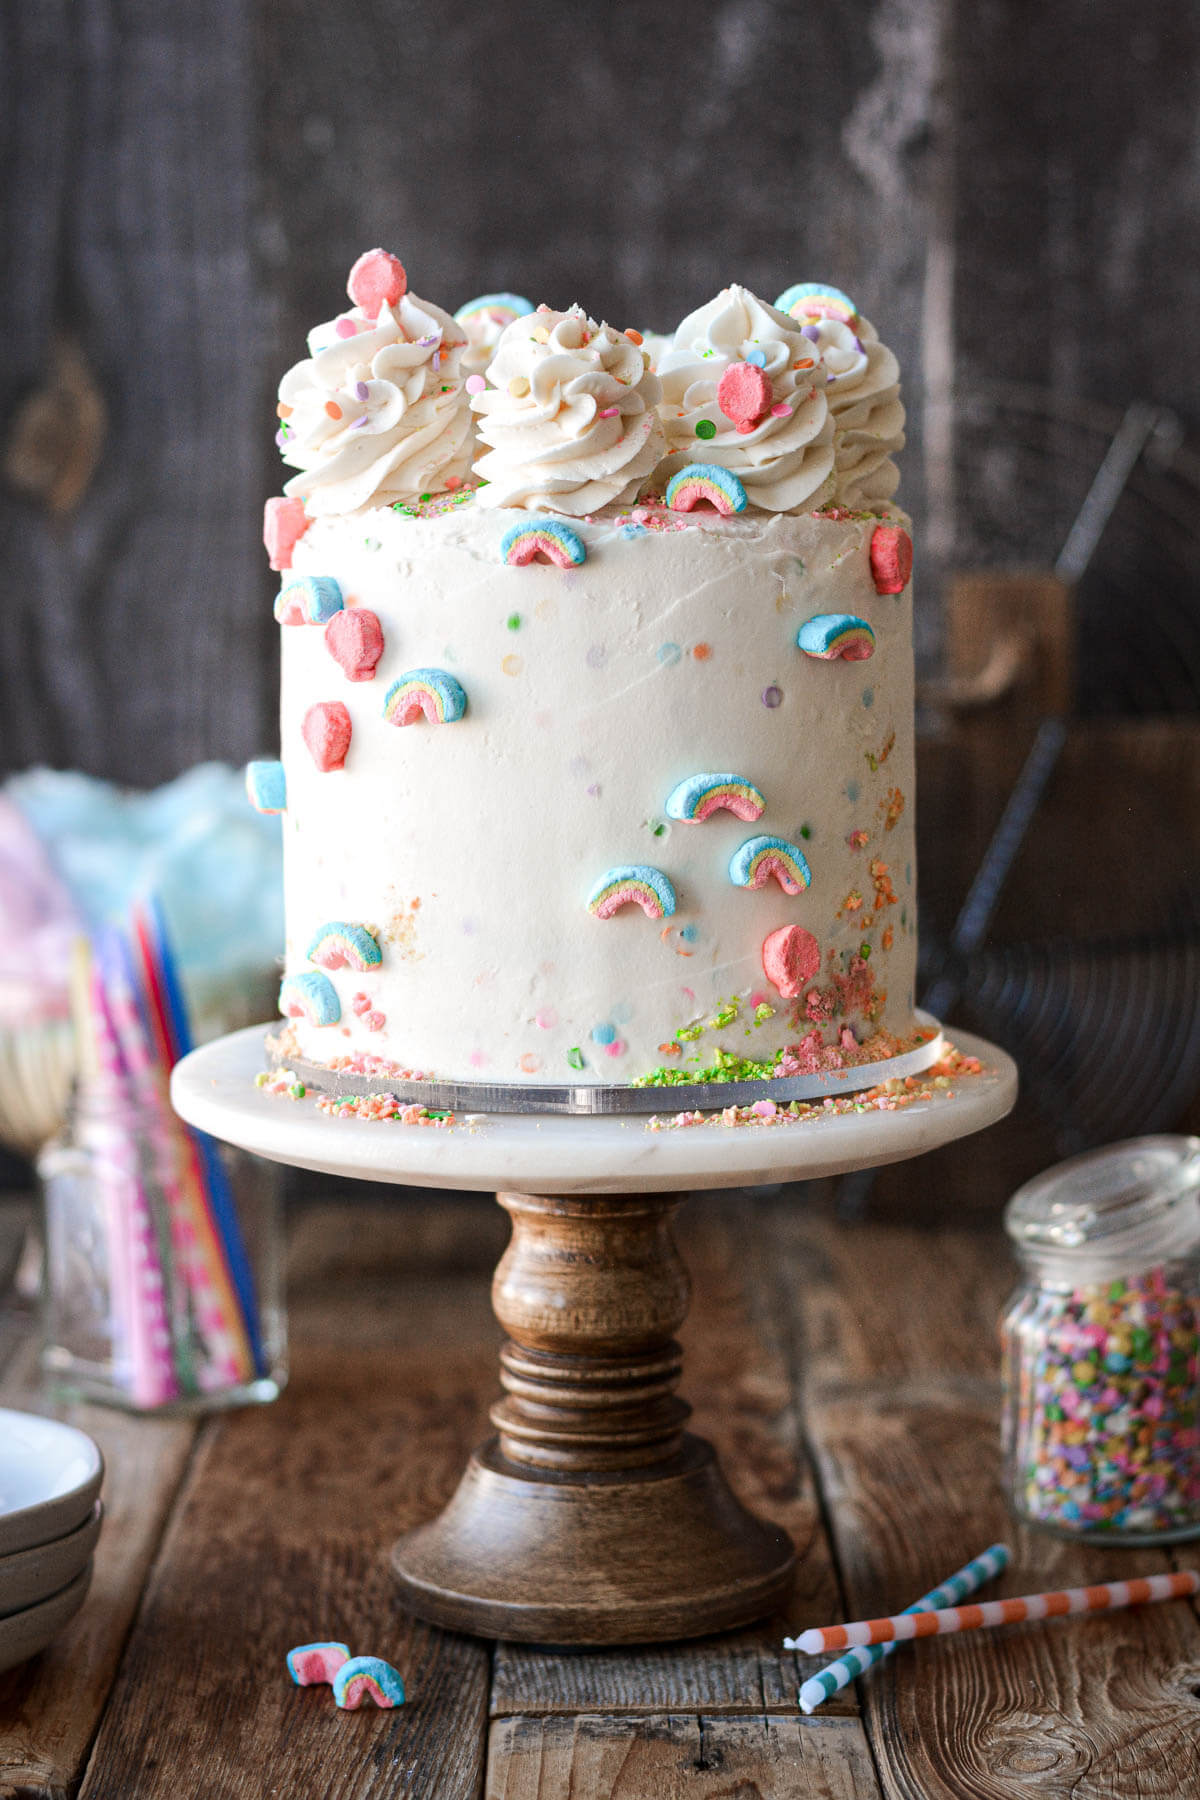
[261,255,918,1088]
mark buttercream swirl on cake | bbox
[654,286,835,513]
[278,291,474,516]
[808,316,905,509]
[471,307,666,514]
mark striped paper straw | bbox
[792,1568,1200,1656]
[791,1544,1009,1713]
[89,965,179,1408]
[133,898,263,1379]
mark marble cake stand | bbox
[172,1023,1016,1644]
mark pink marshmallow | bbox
[302,702,352,772]
[347,249,407,317]
[761,925,822,999]
[717,362,773,435]
[325,607,385,682]
[263,497,310,572]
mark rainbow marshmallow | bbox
[588,865,677,921]
[797,614,876,662]
[274,575,345,626]
[500,518,587,568]
[307,921,382,972]
[278,970,341,1027]
[665,773,766,825]
[382,668,468,726]
[332,1655,406,1711]
[454,292,533,328]
[774,282,859,325]
[729,836,812,896]
[287,1642,351,1687]
[245,760,286,814]
[665,464,748,516]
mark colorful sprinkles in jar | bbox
[1002,1136,1200,1543]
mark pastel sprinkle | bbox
[745,349,766,367]
[657,642,682,666]
[465,374,487,394]
[694,419,717,440]
[770,403,792,417]
[762,686,783,708]
[591,1023,617,1045]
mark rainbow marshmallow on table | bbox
[587,865,677,920]
[382,668,468,726]
[665,464,748,516]
[306,922,382,972]
[500,517,587,567]
[665,773,767,825]
[797,614,876,662]
[332,1655,406,1710]
[729,836,812,895]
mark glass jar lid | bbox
[1006,1136,1200,1275]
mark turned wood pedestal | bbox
[391,1188,795,1644]
[171,1025,1017,1648]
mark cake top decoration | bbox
[654,285,836,513]
[276,253,474,516]
[471,306,666,515]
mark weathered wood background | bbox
[3,0,1199,783]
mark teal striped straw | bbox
[791,1542,1010,1714]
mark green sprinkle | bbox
[651,822,666,837]
[254,1071,269,1087]
[695,419,717,440]
[798,824,812,839]
[753,1002,775,1025]
[506,613,522,631]
[676,1023,704,1043]
[567,1047,585,1071]
[859,943,871,960]
[419,492,432,503]
[288,1083,306,1100]
[391,502,416,515]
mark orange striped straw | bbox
[793,1569,1200,1655]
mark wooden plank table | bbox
[0,1182,1198,1799]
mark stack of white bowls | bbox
[0,1408,103,1670]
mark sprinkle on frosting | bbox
[471,305,666,515]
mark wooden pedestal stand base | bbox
[391,1189,796,1644]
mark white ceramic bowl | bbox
[0,1410,104,1557]
[0,1560,93,1674]
[0,1501,102,1617]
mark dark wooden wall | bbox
[3,0,1198,785]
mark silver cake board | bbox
[276,1011,946,1116]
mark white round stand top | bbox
[171,1023,1017,1195]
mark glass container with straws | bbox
[38,904,285,1412]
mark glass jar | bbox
[1001,1135,1200,1544]
[38,1084,286,1413]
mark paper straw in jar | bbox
[97,930,199,1395]
[88,960,179,1408]
[129,901,258,1384]
[791,1544,1009,1712]
[791,1567,1200,1656]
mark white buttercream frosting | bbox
[278,292,474,515]
[471,307,666,514]
[806,316,905,508]
[655,285,835,513]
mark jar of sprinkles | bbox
[1002,1137,1200,1544]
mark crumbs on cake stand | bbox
[255,1067,455,1128]
[644,1045,982,1131]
